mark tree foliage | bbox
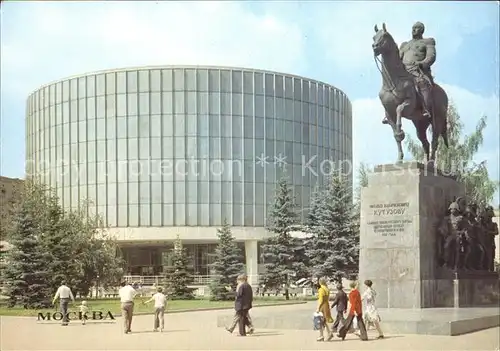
[3,181,124,306]
[260,176,308,299]
[3,187,52,308]
[405,103,498,205]
[354,162,372,208]
[306,171,359,280]
[209,220,245,301]
[164,236,195,300]
[61,205,125,296]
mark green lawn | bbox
[0,296,312,317]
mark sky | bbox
[1,1,499,204]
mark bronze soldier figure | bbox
[447,201,467,270]
[463,205,486,270]
[478,205,499,271]
[399,22,436,121]
[437,199,467,270]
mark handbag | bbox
[313,312,324,330]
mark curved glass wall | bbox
[26,66,353,227]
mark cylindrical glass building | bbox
[26,66,352,282]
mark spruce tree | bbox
[40,189,75,293]
[306,171,358,281]
[3,193,52,308]
[209,220,245,301]
[3,181,124,301]
[260,176,306,299]
[164,236,195,300]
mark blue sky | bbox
[1,1,499,203]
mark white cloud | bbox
[1,2,306,98]
[315,1,498,71]
[1,1,498,207]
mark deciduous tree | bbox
[406,103,498,205]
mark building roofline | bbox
[28,64,350,102]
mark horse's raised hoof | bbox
[382,118,389,124]
[394,130,405,142]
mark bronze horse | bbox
[372,23,449,163]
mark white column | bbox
[244,240,259,287]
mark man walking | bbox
[226,275,254,335]
[234,274,253,336]
[143,286,167,332]
[119,281,137,334]
[52,281,75,326]
[330,283,348,333]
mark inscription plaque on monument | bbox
[367,202,413,237]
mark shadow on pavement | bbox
[250,332,284,337]
[373,335,404,340]
[131,329,189,334]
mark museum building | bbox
[25,66,353,286]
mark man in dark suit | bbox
[234,274,253,336]
[330,283,348,332]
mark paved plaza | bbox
[1,304,499,350]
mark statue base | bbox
[433,268,499,307]
[216,303,500,335]
[359,161,499,308]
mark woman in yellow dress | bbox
[315,277,333,341]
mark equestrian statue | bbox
[372,22,449,163]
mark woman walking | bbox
[337,281,368,341]
[362,280,384,339]
[315,278,333,342]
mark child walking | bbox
[143,287,167,332]
[77,301,89,325]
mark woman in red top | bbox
[337,281,367,341]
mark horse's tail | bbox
[441,115,449,148]
[438,85,449,148]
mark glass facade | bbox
[25,66,353,227]
[120,242,246,276]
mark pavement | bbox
[1,303,499,350]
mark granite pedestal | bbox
[359,161,499,309]
[217,162,499,336]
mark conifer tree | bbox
[3,182,124,301]
[40,189,75,292]
[306,171,358,280]
[164,236,195,300]
[260,176,307,299]
[3,189,52,308]
[209,220,245,301]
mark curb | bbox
[119,301,308,317]
[1,301,308,318]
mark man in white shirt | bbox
[119,281,137,334]
[143,286,167,332]
[52,281,75,326]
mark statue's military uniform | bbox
[399,38,436,86]
[399,22,436,119]
[464,206,486,269]
[480,206,499,271]
[439,202,466,269]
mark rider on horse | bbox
[398,22,436,121]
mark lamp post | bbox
[96,274,100,299]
